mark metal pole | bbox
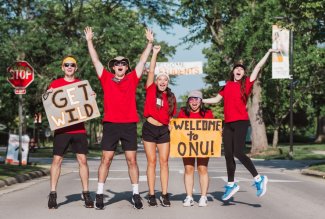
[18,94,23,166]
[289,28,294,159]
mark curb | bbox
[0,169,50,188]
[301,169,325,179]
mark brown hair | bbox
[156,86,176,117]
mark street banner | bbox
[272,25,291,79]
[169,118,222,158]
[146,62,203,76]
[42,80,100,131]
[5,134,29,165]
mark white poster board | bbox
[5,134,29,165]
[146,62,203,75]
[272,25,291,79]
[42,80,100,131]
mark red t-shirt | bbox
[143,83,177,125]
[48,78,86,134]
[177,108,214,119]
[219,77,254,123]
[99,69,140,123]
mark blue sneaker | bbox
[254,175,268,197]
[222,183,240,201]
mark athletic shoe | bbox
[198,196,208,207]
[160,193,171,207]
[132,194,143,209]
[82,191,94,208]
[254,175,268,197]
[222,183,240,201]
[148,194,158,207]
[183,196,194,207]
[95,194,104,210]
[48,191,58,209]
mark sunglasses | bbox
[188,97,201,102]
[64,63,76,68]
[114,61,128,66]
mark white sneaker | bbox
[183,196,194,207]
[198,196,208,207]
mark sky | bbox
[152,25,209,101]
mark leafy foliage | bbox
[0,0,176,142]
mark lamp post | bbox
[274,16,294,158]
[289,28,294,159]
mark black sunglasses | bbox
[114,61,128,66]
[64,63,76,68]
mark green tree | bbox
[177,0,325,151]
[0,0,176,144]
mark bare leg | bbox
[157,142,170,194]
[143,140,157,195]
[183,158,195,197]
[98,151,115,183]
[125,151,139,184]
[197,158,209,196]
[76,153,89,191]
[50,155,63,191]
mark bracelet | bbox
[148,40,154,44]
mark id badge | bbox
[156,98,163,107]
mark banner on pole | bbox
[272,25,291,79]
[42,80,100,131]
[146,62,203,76]
[5,134,29,165]
[169,118,222,158]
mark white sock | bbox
[227,182,235,187]
[97,182,104,194]
[254,175,262,182]
[132,184,139,195]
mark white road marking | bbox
[210,176,301,183]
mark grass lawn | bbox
[0,146,103,181]
[309,163,325,172]
[250,144,325,160]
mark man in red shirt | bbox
[84,26,154,210]
[47,56,94,209]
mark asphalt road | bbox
[0,146,325,219]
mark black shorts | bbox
[142,121,170,144]
[101,122,138,151]
[53,133,88,156]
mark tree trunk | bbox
[248,79,268,154]
[315,116,325,143]
[272,126,279,148]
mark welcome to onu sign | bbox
[42,80,100,131]
[169,118,222,158]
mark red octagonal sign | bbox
[7,61,34,88]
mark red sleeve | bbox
[205,110,215,119]
[145,82,155,90]
[177,109,187,118]
[245,77,255,95]
[218,85,225,97]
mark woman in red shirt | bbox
[203,49,278,201]
[142,45,176,207]
[178,90,214,207]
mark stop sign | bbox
[7,61,34,88]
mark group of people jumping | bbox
[47,27,278,210]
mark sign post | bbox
[7,61,34,165]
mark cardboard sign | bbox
[170,118,222,158]
[42,80,100,131]
[5,134,29,165]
